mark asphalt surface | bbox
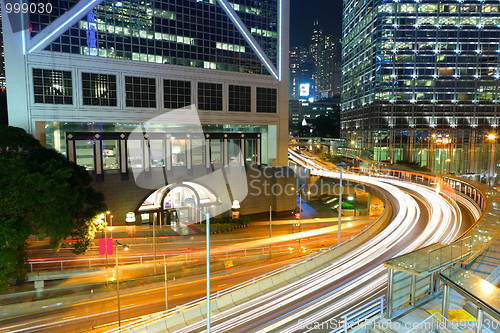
[0,224,368,333]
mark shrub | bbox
[341,202,354,209]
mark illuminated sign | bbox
[299,83,310,97]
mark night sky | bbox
[290,0,343,47]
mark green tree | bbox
[0,126,107,289]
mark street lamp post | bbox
[114,240,129,327]
[488,134,496,186]
[153,215,156,274]
[348,191,357,216]
[164,260,168,311]
[106,211,112,238]
[337,162,346,244]
[299,190,301,245]
[269,205,272,255]
[290,187,310,246]
[185,198,211,332]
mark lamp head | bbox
[488,134,496,140]
[185,198,196,207]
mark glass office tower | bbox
[341,0,500,178]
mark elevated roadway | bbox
[153,150,476,333]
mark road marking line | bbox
[123,304,135,308]
[174,294,183,296]
[63,316,75,319]
[218,284,226,287]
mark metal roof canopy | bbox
[384,238,473,276]
[440,265,500,323]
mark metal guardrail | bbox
[27,241,331,272]
[104,208,389,333]
[358,166,498,262]
[407,312,462,333]
[336,296,385,333]
[428,236,472,271]
[105,239,364,332]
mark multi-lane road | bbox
[168,151,475,333]
[1,149,476,333]
[0,220,368,333]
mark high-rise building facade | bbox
[289,46,315,100]
[310,22,341,100]
[289,46,301,100]
[2,0,291,223]
[0,9,4,77]
[342,0,500,176]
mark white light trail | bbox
[172,151,463,333]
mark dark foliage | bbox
[0,126,106,289]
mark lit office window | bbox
[150,140,164,167]
[44,0,278,75]
[75,140,94,170]
[192,139,205,166]
[256,87,277,113]
[82,73,117,106]
[164,79,191,109]
[198,82,222,111]
[127,140,143,168]
[33,68,73,104]
[102,140,119,169]
[210,139,222,164]
[125,76,156,108]
[171,139,186,166]
[229,85,251,112]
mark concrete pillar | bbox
[387,268,394,318]
[429,272,434,295]
[442,284,450,320]
[410,275,416,306]
[34,280,44,293]
[476,309,483,333]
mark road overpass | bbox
[2,149,492,333]
[103,150,479,333]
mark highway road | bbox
[1,150,475,333]
[166,152,475,333]
[0,223,368,333]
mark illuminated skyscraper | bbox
[342,0,500,176]
[310,22,340,100]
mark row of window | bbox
[379,3,500,14]
[343,3,500,45]
[76,138,259,171]
[32,68,277,113]
[42,0,278,75]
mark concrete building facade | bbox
[2,0,294,224]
